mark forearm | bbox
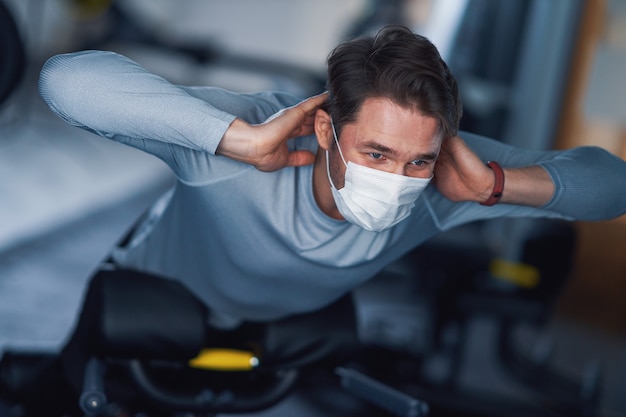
[216,118,259,164]
[459,132,626,220]
[489,153,626,220]
[482,165,555,207]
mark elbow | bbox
[39,52,85,101]
[542,146,626,221]
[38,53,70,99]
[38,50,117,125]
[38,51,88,124]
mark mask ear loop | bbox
[325,150,337,190]
[330,118,348,167]
[326,118,348,190]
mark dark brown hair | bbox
[325,25,462,139]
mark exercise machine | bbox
[0,219,601,417]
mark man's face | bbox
[327,97,442,190]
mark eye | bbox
[410,159,426,166]
[370,152,384,160]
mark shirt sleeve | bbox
[38,50,301,181]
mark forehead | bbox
[347,97,442,154]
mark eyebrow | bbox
[360,141,439,161]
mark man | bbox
[37,26,624,325]
[2,25,625,415]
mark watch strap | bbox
[480,161,505,206]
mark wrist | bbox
[217,118,255,162]
[493,165,554,207]
[480,161,505,206]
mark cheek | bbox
[329,149,346,189]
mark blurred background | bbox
[0,0,625,416]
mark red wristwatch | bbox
[480,161,505,206]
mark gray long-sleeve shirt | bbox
[39,51,626,323]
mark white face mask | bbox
[326,121,432,232]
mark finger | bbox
[435,145,451,165]
[295,92,329,113]
[296,125,315,138]
[284,93,327,122]
[297,116,317,136]
[286,150,316,167]
[282,99,324,137]
[438,136,455,155]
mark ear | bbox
[314,109,333,151]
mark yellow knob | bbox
[489,259,540,288]
[189,349,259,371]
